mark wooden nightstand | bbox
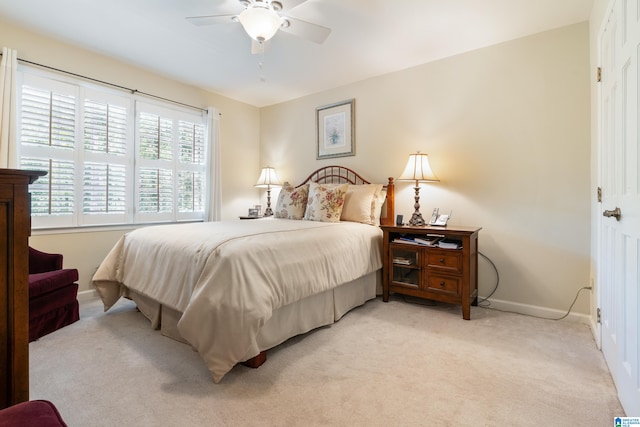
[381,224,481,320]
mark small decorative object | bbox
[255,167,282,216]
[248,208,259,217]
[316,99,355,159]
[397,152,440,226]
[254,205,262,216]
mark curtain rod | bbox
[1,52,208,114]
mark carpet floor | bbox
[29,296,624,426]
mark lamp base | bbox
[407,184,426,226]
[407,211,426,226]
[263,187,274,216]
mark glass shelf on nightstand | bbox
[390,246,420,287]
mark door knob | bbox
[603,207,621,221]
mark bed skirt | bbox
[123,270,381,362]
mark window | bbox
[134,104,206,223]
[16,68,209,229]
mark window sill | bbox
[31,220,204,236]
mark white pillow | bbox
[372,188,387,226]
[341,184,384,225]
[304,182,348,222]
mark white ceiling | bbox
[0,0,593,107]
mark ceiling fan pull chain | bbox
[258,42,266,83]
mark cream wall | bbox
[0,18,261,294]
[1,18,593,315]
[261,23,592,316]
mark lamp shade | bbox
[397,153,439,182]
[238,4,281,42]
[255,167,282,188]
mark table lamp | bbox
[397,152,439,226]
[255,166,282,216]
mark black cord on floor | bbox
[477,251,592,321]
[485,286,593,321]
[398,251,591,321]
[477,251,499,306]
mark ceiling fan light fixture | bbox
[238,4,282,42]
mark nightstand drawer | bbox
[426,251,462,273]
[426,275,460,296]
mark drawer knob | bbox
[439,258,445,264]
[440,281,445,287]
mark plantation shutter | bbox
[136,107,174,222]
[20,86,75,149]
[135,102,206,222]
[16,67,211,228]
[18,75,78,228]
[79,90,132,225]
[177,120,206,214]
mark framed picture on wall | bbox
[316,99,355,159]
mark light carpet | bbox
[29,296,623,426]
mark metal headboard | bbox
[297,165,370,186]
[295,165,395,226]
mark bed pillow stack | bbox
[275,181,387,225]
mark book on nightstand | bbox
[393,257,415,266]
[393,235,442,246]
[437,238,462,249]
[414,236,442,246]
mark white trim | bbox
[590,316,600,348]
[0,47,18,168]
[593,0,616,363]
[206,107,221,221]
[482,298,592,324]
[30,219,203,236]
[77,288,99,303]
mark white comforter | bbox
[93,218,382,382]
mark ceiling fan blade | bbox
[251,39,272,54]
[280,16,331,44]
[279,0,309,12]
[186,14,237,26]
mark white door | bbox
[598,0,640,416]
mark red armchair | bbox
[0,400,67,427]
[28,247,79,342]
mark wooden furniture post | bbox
[0,169,46,409]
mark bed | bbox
[92,166,395,382]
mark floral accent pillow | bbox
[274,183,309,220]
[304,182,348,222]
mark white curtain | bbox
[0,47,18,168]
[205,107,222,221]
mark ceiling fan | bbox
[187,0,332,53]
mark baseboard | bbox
[78,288,99,303]
[481,297,592,324]
[589,317,601,349]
